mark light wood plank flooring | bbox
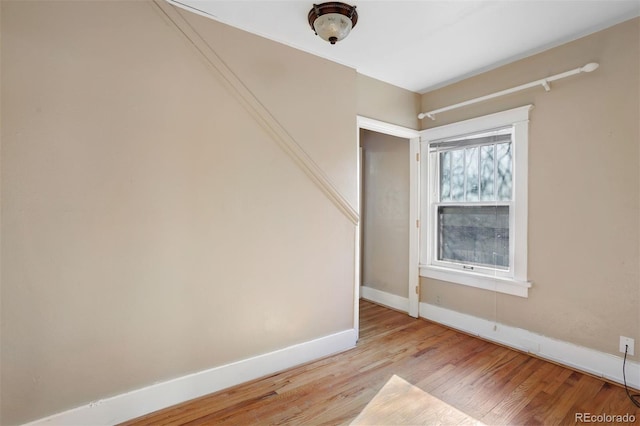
[123,300,639,425]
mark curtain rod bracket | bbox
[541,79,550,92]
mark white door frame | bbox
[357,116,421,318]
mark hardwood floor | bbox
[123,300,640,425]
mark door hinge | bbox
[416,153,420,161]
[415,285,419,295]
[416,219,420,228]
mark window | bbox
[419,106,532,297]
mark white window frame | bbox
[419,105,533,297]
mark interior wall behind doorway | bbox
[360,129,410,299]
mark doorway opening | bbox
[356,117,420,330]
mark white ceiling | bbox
[170,0,640,93]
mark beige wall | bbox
[420,18,639,359]
[360,130,410,298]
[357,74,421,130]
[1,1,358,424]
[2,0,637,423]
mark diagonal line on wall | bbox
[153,0,359,225]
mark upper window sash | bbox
[436,136,513,204]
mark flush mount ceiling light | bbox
[308,2,358,45]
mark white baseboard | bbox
[420,302,640,390]
[24,329,357,426]
[360,285,409,313]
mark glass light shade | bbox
[313,13,353,44]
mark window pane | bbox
[437,205,509,269]
[439,151,451,202]
[465,146,479,201]
[450,149,465,201]
[496,142,512,201]
[480,145,495,201]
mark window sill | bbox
[419,265,531,298]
